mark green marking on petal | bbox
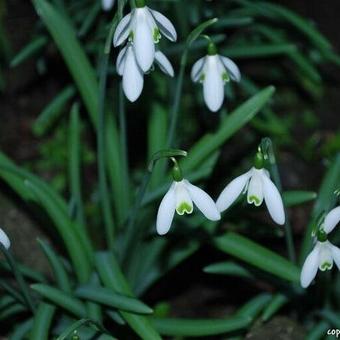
[199,73,205,82]
[176,202,193,215]
[248,195,261,206]
[153,28,161,43]
[128,31,134,42]
[222,72,230,82]
[320,262,332,271]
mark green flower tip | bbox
[254,151,264,169]
[248,195,261,206]
[176,202,193,215]
[207,42,217,56]
[135,0,146,8]
[316,228,328,242]
[153,28,161,43]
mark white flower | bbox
[301,206,340,288]
[216,167,285,225]
[102,0,115,11]
[156,179,221,235]
[113,4,177,72]
[0,228,10,249]
[116,45,174,102]
[191,53,240,112]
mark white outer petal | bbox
[323,206,340,234]
[300,243,320,288]
[150,8,177,41]
[184,180,220,221]
[330,243,340,270]
[156,183,176,235]
[102,0,114,11]
[216,170,252,212]
[220,56,241,82]
[122,46,144,102]
[116,46,128,76]
[0,228,10,249]
[113,13,132,46]
[203,56,225,112]
[154,50,174,77]
[191,57,206,82]
[262,172,285,225]
[133,9,155,72]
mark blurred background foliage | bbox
[0,0,339,339]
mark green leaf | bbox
[10,36,47,67]
[95,252,162,340]
[305,321,330,340]
[30,303,56,340]
[203,261,253,278]
[236,293,272,320]
[37,239,72,293]
[186,18,218,46]
[261,293,288,321]
[282,191,317,207]
[183,86,275,171]
[10,318,33,340]
[33,85,76,136]
[151,316,249,337]
[32,0,98,128]
[223,44,297,58]
[76,285,153,315]
[31,284,86,318]
[214,232,300,282]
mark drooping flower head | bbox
[113,0,177,72]
[0,228,10,249]
[216,150,285,225]
[300,206,340,288]
[156,157,220,235]
[191,42,241,112]
[102,0,115,11]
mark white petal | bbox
[220,56,241,82]
[247,169,264,207]
[203,56,225,112]
[113,13,132,47]
[116,46,128,76]
[133,9,155,72]
[330,243,340,270]
[191,57,206,82]
[102,0,114,11]
[185,180,220,221]
[0,228,10,249]
[216,171,252,212]
[261,172,285,225]
[300,243,320,288]
[156,184,176,235]
[318,241,333,271]
[154,50,174,77]
[323,206,340,234]
[150,8,177,42]
[174,181,193,215]
[122,46,144,102]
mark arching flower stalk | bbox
[156,158,220,235]
[0,228,10,249]
[116,44,174,102]
[102,0,115,11]
[191,42,241,112]
[216,151,285,225]
[113,0,177,72]
[301,206,340,288]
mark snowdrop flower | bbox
[113,0,177,72]
[117,45,174,102]
[216,153,285,225]
[102,0,115,11]
[191,42,241,112]
[156,159,220,235]
[0,228,10,249]
[300,206,340,288]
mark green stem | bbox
[167,50,188,148]
[98,52,116,249]
[0,245,36,312]
[261,138,296,263]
